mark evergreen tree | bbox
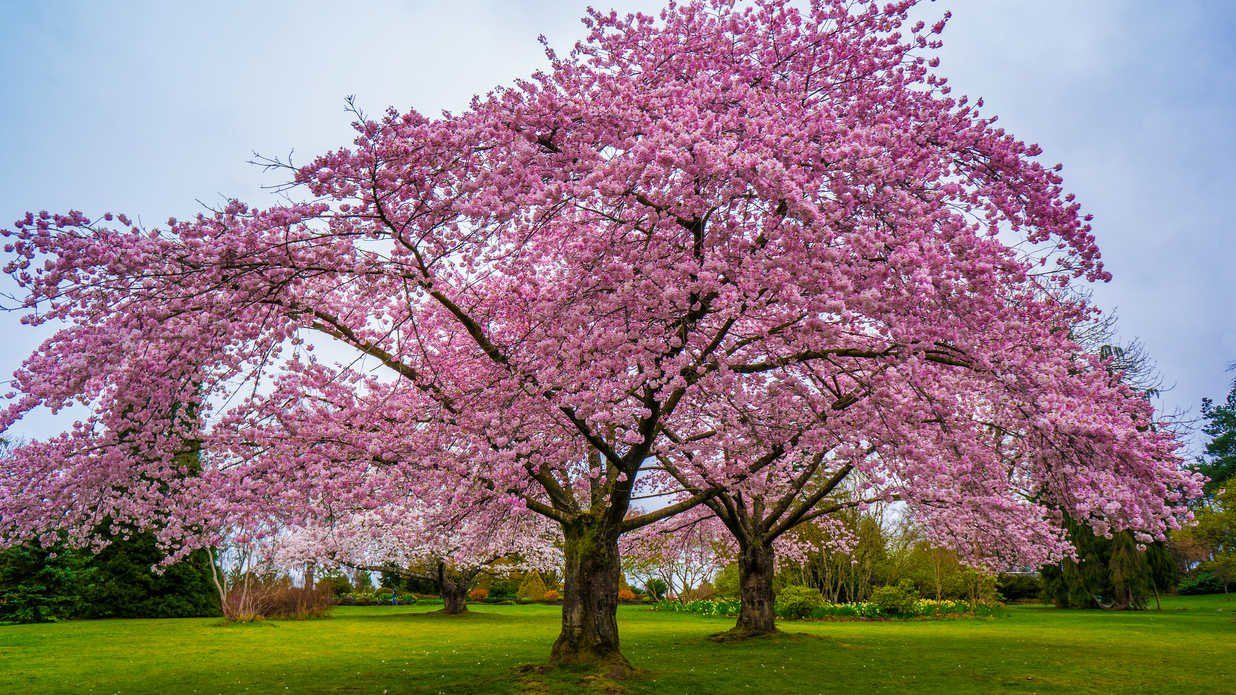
[1193,378,1236,494]
[1041,517,1175,609]
[516,571,548,601]
[77,533,218,618]
[0,543,89,623]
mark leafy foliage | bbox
[995,573,1043,602]
[0,535,217,624]
[870,581,920,616]
[775,585,825,619]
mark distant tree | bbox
[1172,485,1236,594]
[641,578,669,602]
[1041,518,1175,610]
[517,572,549,602]
[1193,378,1236,494]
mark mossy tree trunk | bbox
[550,518,630,673]
[734,539,777,636]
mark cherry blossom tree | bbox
[278,498,560,614]
[0,0,1202,672]
[622,511,731,602]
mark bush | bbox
[486,577,519,599]
[1177,571,1228,595]
[335,591,368,606]
[265,582,334,618]
[617,587,637,602]
[652,599,741,617]
[316,571,354,598]
[775,585,824,619]
[870,580,919,616]
[543,589,560,601]
[996,573,1043,602]
[468,587,489,601]
[220,576,333,620]
[653,596,998,621]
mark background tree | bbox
[1192,377,1236,495]
[1173,380,1236,594]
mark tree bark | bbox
[437,563,469,615]
[550,519,631,675]
[733,540,777,636]
[441,584,468,614]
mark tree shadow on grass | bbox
[346,608,518,623]
[207,619,280,629]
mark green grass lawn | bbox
[1,595,1232,694]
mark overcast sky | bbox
[1,1,1233,452]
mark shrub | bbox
[220,576,333,621]
[486,578,519,599]
[653,596,998,621]
[617,587,637,602]
[335,591,376,606]
[652,599,741,617]
[775,585,824,619]
[543,589,560,601]
[516,573,547,602]
[265,582,334,618]
[870,580,919,616]
[468,587,489,601]
[316,571,354,598]
[1177,570,1227,595]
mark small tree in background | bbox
[518,572,549,602]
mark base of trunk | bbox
[547,643,634,679]
[550,520,632,678]
[708,623,781,643]
[440,588,468,615]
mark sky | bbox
[1,1,1233,452]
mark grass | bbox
[0,595,1232,693]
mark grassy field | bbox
[1,595,1233,694]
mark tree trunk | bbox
[733,540,777,636]
[550,519,630,675]
[441,583,468,614]
[437,563,468,615]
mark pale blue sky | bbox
[1,1,1233,451]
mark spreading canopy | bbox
[0,0,1200,572]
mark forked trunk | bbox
[734,540,777,636]
[550,519,631,675]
